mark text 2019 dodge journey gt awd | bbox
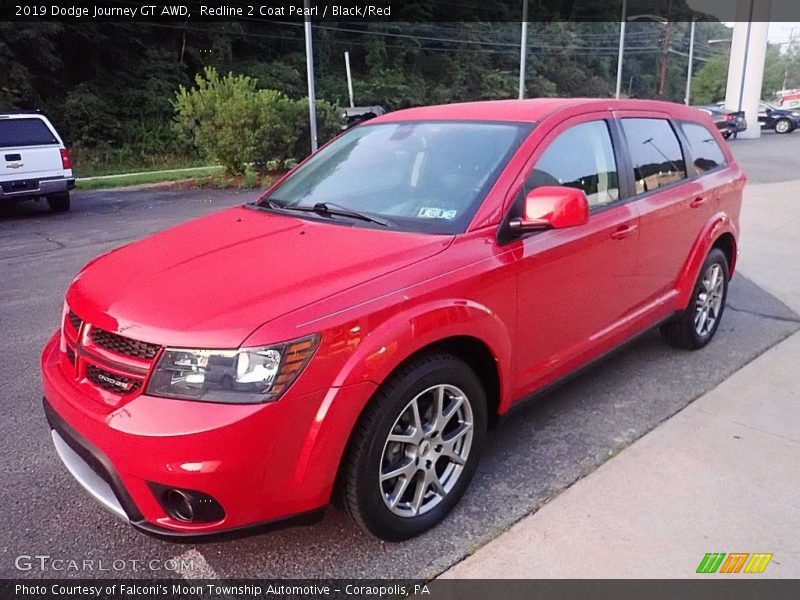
[42,99,744,541]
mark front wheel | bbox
[661,248,729,350]
[774,118,793,134]
[340,353,487,541]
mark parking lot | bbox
[1,135,799,579]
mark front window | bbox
[257,121,532,234]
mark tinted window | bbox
[681,122,727,174]
[621,118,687,194]
[0,118,58,148]
[261,121,531,234]
[525,120,619,208]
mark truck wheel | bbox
[340,353,487,541]
[47,192,70,212]
[661,248,729,350]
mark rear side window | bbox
[680,122,727,174]
[0,118,58,148]
[525,120,620,209]
[621,118,687,194]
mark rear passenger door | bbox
[615,115,706,303]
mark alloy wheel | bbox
[379,384,474,517]
[694,263,724,337]
[776,119,790,133]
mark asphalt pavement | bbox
[1,135,798,579]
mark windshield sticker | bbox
[418,207,457,220]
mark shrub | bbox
[174,67,343,175]
[239,166,259,189]
[174,67,267,175]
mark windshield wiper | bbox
[263,200,390,227]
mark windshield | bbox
[257,121,532,234]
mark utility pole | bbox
[685,18,696,105]
[518,0,528,99]
[783,27,798,91]
[344,51,355,108]
[615,0,627,99]
[303,0,318,152]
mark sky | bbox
[768,22,800,44]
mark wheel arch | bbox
[711,231,737,277]
[676,213,738,308]
[330,332,503,510]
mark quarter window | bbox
[621,118,687,194]
[525,120,620,209]
[681,122,727,174]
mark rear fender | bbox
[676,212,738,309]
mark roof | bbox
[372,98,704,125]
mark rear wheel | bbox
[775,118,793,134]
[47,192,70,212]
[661,248,729,350]
[340,353,486,541]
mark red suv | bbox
[41,99,744,541]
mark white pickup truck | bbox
[0,113,75,211]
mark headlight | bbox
[146,335,319,403]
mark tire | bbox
[774,118,793,134]
[660,248,729,350]
[339,353,487,541]
[722,130,731,140]
[47,192,70,212]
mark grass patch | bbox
[75,166,224,191]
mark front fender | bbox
[333,299,514,408]
[289,300,514,501]
[676,211,738,309]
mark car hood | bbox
[67,206,453,347]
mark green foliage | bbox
[239,166,259,189]
[174,67,268,174]
[174,67,342,175]
[6,19,799,176]
[691,55,729,105]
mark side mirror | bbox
[509,186,590,235]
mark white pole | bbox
[615,0,627,99]
[685,19,696,105]
[303,0,318,153]
[518,0,528,99]
[344,51,355,108]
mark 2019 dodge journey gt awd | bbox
[42,99,744,541]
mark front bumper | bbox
[41,334,376,537]
[0,175,74,200]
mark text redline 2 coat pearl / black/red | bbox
[41,98,744,541]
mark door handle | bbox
[610,224,638,240]
[690,197,708,209]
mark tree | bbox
[691,55,728,104]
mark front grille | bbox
[91,328,159,360]
[67,311,82,331]
[65,346,75,365]
[86,365,142,395]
